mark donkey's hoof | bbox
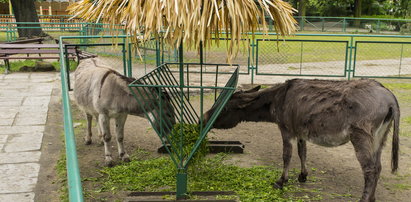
[105,160,115,167]
[84,139,92,145]
[298,173,307,183]
[273,182,283,189]
[105,156,114,167]
[121,154,130,162]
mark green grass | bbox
[94,153,305,201]
[56,140,69,202]
[0,59,78,74]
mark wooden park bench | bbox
[4,37,45,44]
[0,43,97,74]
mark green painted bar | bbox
[58,36,84,202]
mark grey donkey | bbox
[203,79,399,202]
[74,58,175,166]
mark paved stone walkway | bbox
[0,72,58,202]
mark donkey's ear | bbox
[238,94,259,109]
[244,85,261,93]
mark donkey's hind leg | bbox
[84,113,93,145]
[350,127,378,202]
[98,113,114,167]
[297,138,308,182]
[115,114,130,162]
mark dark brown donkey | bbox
[203,79,399,202]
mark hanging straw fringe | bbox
[68,0,297,62]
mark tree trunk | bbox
[354,0,362,27]
[298,0,306,17]
[11,0,45,38]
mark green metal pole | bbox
[377,20,381,34]
[251,39,255,85]
[300,16,305,31]
[176,172,188,199]
[321,18,325,32]
[128,42,133,77]
[156,39,161,66]
[347,36,354,80]
[342,18,346,32]
[58,37,84,202]
[122,42,127,76]
[176,42,187,200]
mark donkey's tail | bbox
[391,101,400,173]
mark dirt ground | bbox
[34,78,411,202]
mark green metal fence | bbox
[256,39,349,77]
[292,16,411,34]
[251,33,411,81]
[353,41,411,79]
[0,21,124,42]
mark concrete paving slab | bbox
[0,108,18,119]
[0,97,23,106]
[0,163,39,194]
[3,73,30,79]
[4,133,43,152]
[15,113,48,126]
[0,193,34,202]
[19,106,48,114]
[0,118,14,126]
[0,135,7,143]
[22,96,51,107]
[0,151,41,164]
[30,73,57,79]
[29,85,53,95]
[0,89,30,98]
[0,126,44,135]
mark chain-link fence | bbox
[293,16,411,35]
[256,39,348,77]
[353,41,411,78]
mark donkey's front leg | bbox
[115,114,130,162]
[275,126,293,189]
[98,113,114,167]
[297,138,308,182]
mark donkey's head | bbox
[203,85,265,129]
[149,89,176,136]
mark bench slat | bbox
[0,44,76,49]
[0,49,76,54]
[0,56,76,59]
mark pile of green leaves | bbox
[98,153,303,201]
[168,123,208,166]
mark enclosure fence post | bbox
[347,36,354,80]
[342,18,346,32]
[250,38,255,85]
[128,42,133,77]
[156,39,161,67]
[122,41,127,76]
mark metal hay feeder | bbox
[128,44,239,198]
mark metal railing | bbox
[58,35,133,202]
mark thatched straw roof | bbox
[68,0,297,61]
